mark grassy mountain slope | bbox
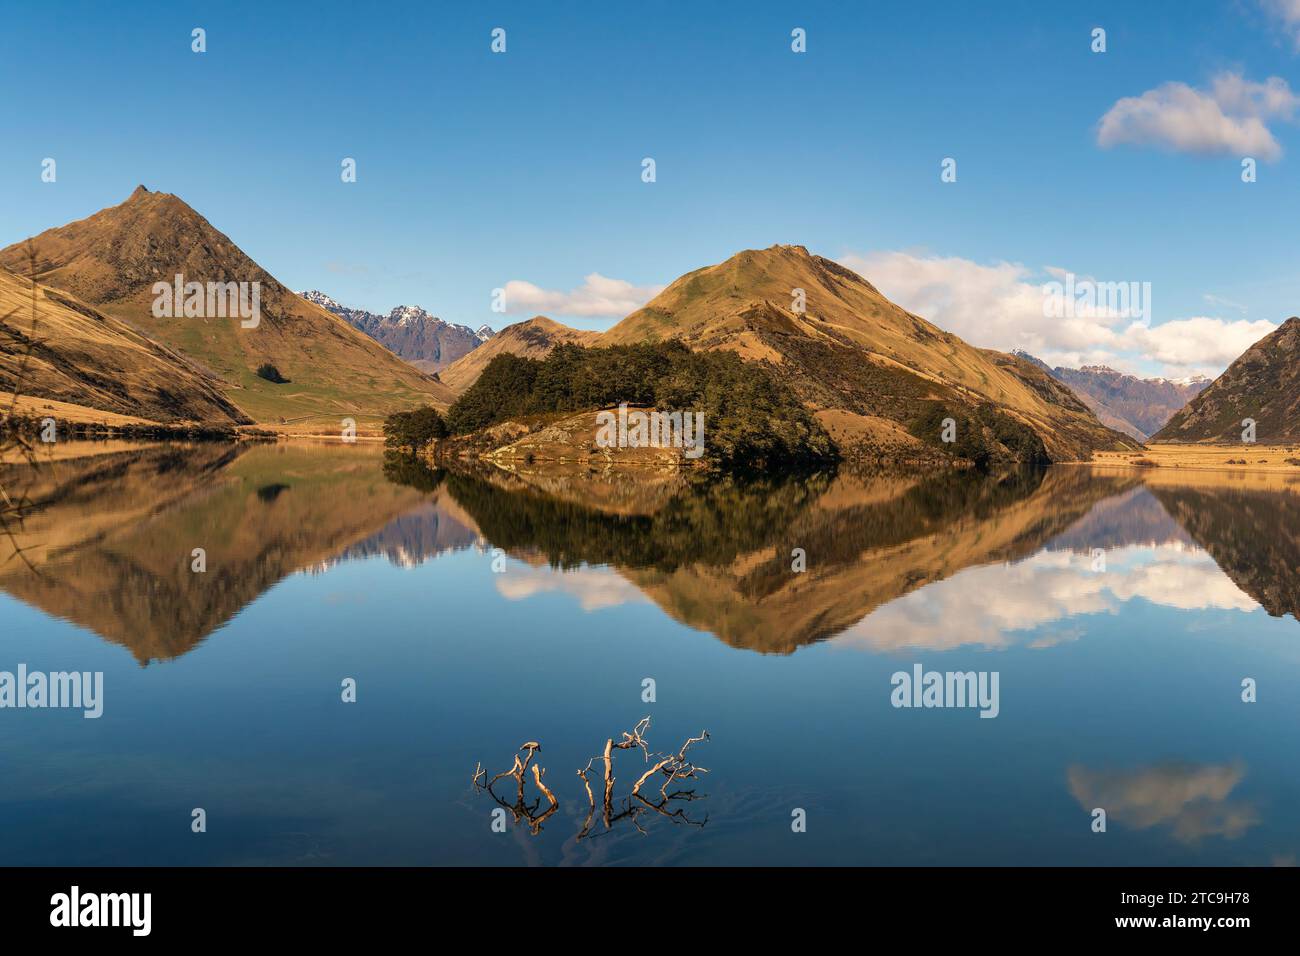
[0,187,454,423]
[0,267,249,423]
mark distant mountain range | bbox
[1011,351,1210,441]
[0,186,452,424]
[1153,317,1300,443]
[299,290,493,373]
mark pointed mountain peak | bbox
[764,243,811,257]
[1,187,276,305]
[720,243,814,267]
[604,242,887,347]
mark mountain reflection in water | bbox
[2,443,1297,663]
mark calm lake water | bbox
[1,442,1298,866]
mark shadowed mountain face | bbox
[0,188,453,423]
[601,245,1136,462]
[0,444,473,663]
[1154,317,1300,443]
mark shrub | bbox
[255,362,288,384]
[906,401,1049,468]
[444,341,836,471]
[383,405,448,451]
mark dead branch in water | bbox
[577,717,710,839]
[472,741,558,835]
[474,721,712,840]
[630,729,710,797]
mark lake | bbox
[1,442,1297,865]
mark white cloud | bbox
[501,273,664,318]
[1096,72,1299,161]
[839,249,1277,377]
[1262,0,1300,50]
[842,251,1125,360]
[1125,316,1279,372]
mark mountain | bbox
[1,266,249,424]
[0,187,454,424]
[437,315,600,394]
[1153,318,1300,443]
[1011,351,1211,441]
[602,244,1137,462]
[299,290,489,373]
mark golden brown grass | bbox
[1091,444,1300,475]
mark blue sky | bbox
[3,0,1300,376]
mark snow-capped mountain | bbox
[299,290,489,373]
[1159,374,1213,388]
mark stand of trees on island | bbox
[383,342,837,471]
